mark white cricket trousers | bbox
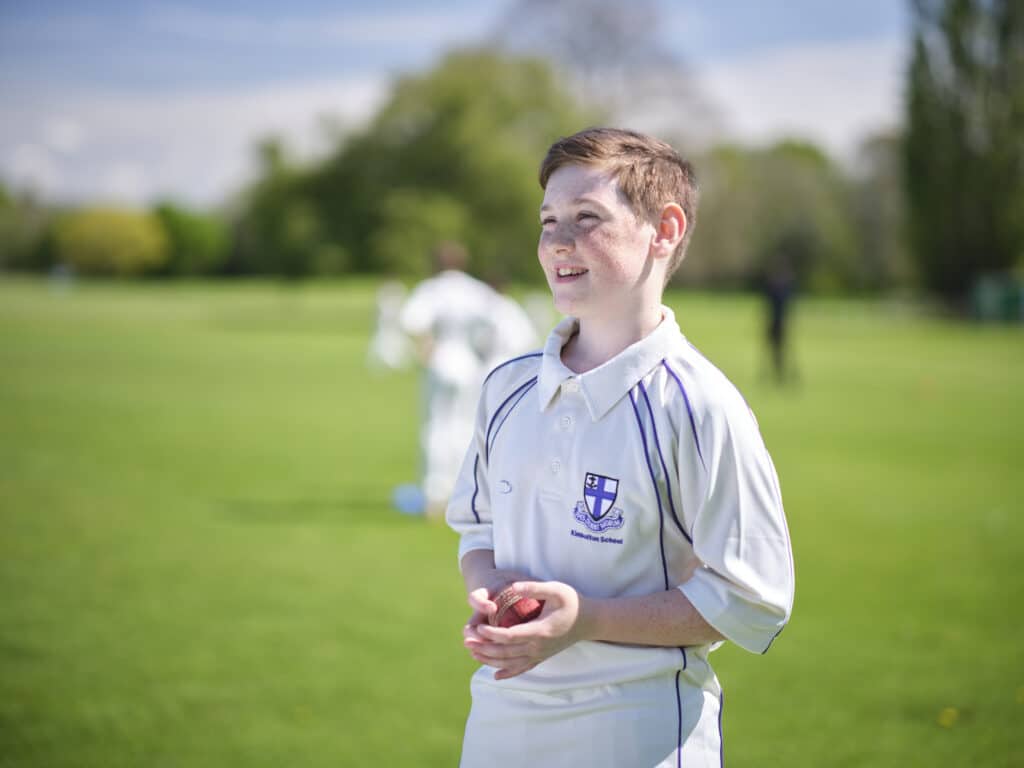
[460,671,724,768]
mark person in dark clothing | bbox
[762,256,797,385]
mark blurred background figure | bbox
[761,252,798,385]
[481,273,542,371]
[366,280,412,372]
[393,241,536,517]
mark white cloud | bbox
[102,162,146,202]
[697,36,907,158]
[43,118,86,155]
[0,76,388,206]
[7,143,62,196]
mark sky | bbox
[0,0,910,207]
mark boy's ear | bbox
[652,203,686,257]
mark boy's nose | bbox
[549,225,574,253]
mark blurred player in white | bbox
[447,129,795,767]
[398,241,536,517]
[367,280,412,372]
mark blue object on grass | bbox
[392,484,426,515]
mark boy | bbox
[446,128,794,767]
[399,241,535,516]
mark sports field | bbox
[1,277,1021,767]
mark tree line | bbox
[1,0,1020,302]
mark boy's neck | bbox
[562,302,664,374]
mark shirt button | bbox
[560,415,574,430]
[564,378,579,393]
[550,459,561,474]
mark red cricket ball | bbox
[490,587,544,628]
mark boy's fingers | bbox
[494,657,540,679]
[475,623,521,643]
[511,581,559,602]
[472,648,533,667]
[468,589,496,616]
[468,639,530,660]
[464,618,487,638]
[494,663,537,681]
[476,621,546,644]
[465,627,525,647]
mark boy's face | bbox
[538,163,659,320]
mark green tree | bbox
[306,49,590,282]
[0,185,52,272]
[368,189,469,277]
[153,202,229,276]
[905,0,1024,301]
[52,208,169,276]
[851,132,913,291]
[231,139,346,278]
[684,141,859,292]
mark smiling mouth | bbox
[556,267,588,278]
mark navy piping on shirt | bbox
[662,360,706,471]
[631,386,690,686]
[638,379,692,545]
[674,670,684,768]
[485,377,537,462]
[628,387,670,593]
[470,454,481,524]
[473,371,539,522]
[717,689,725,768]
[633,383,691,677]
[683,341,762,433]
[482,352,542,386]
[762,624,786,654]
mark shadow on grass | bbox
[0,636,45,662]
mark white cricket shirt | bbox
[447,306,794,692]
[399,270,500,386]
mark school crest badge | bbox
[573,472,625,532]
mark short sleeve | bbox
[446,385,495,564]
[677,388,794,654]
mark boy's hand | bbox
[463,580,590,680]
[464,569,530,629]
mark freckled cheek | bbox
[537,240,554,278]
[581,230,637,281]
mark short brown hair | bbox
[433,240,469,272]
[539,127,699,279]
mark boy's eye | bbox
[541,217,556,226]
[577,212,597,222]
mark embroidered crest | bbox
[583,473,618,520]
[573,472,625,533]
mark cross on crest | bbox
[583,473,619,521]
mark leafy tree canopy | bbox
[905,0,1024,300]
[306,49,593,281]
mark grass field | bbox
[1,276,1022,767]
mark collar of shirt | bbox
[536,305,682,421]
